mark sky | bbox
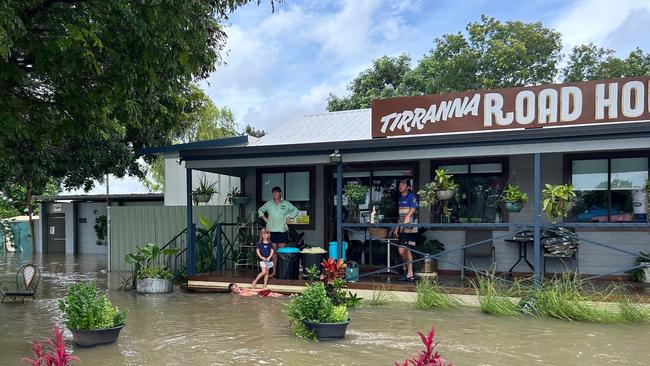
[65,0,650,195]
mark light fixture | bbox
[329,149,342,163]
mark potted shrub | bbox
[285,282,351,341]
[630,251,650,283]
[58,282,126,347]
[501,184,528,213]
[415,234,445,276]
[225,187,250,207]
[343,181,369,223]
[542,184,576,223]
[125,243,179,294]
[192,174,218,204]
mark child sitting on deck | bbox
[252,227,274,289]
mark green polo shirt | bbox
[257,199,299,233]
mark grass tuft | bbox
[473,274,522,316]
[367,285,396,306]
[416,278,461,310]
[618,297,650,323]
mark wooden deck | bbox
[184,268,650,301]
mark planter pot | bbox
[303,319,351,341]
[231,196,250,207]
[422,256,438,273]
[193,194,211,203]
[505,201,523,213]
[643,266,650,284]
[368,227,388,239]
[436,190,455,201]
[137,278,173,294]
[70,325,123,347]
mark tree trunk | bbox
[24,177,35,253]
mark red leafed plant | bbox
[396,325,451,366]
[320,258,346,283]
[23,326,79,366]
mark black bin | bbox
[302,252,326,277]
[276,247,301,280]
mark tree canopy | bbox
[0,0,277,240]
[327,15,649,112]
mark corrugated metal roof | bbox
[251,109,371,146]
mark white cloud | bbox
[552,0,650,54]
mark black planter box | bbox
[303,319,351,341]
[70,325,124,347]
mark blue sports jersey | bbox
[398,192,418,233]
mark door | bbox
[47,214,66,253]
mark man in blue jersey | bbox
[392,179,418,282]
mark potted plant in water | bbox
[58,282,127,347]
[285,282,351,341]
[542,184,576,223]
[225,187,250,207]
[192,174,218,204]
[125,243,179,294]
[501,184,528,213]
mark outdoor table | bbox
[504,237,535,274]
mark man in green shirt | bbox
[257,186,299,276]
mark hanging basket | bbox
[435,190,455,201]
[505,201,523,213]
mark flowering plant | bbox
[395,325,451,366]
[23,326,79,366]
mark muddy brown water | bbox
[1,253,649,365]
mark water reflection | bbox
[1,252,649,365]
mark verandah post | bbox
[533,153,542,285]
[186,168,196,275]
[336,161,343,260]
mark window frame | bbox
[431,157,510,223]
[564,151,650,223]
[256,166,316,230]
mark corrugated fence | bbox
[108,205,238,272]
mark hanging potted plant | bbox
[343,182,369,223]
[433,169,458,201]
[542,184,576,224]
[58,282,127,347]
[192,175,218,204]
[125,243,179,294]
[225,187,250,207]
[501,184,528,213]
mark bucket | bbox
[345,261,359,282]
[328,241,348,261]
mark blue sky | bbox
[67,0,650,195]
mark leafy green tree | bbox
[562,44,650,82]
[142,86,241,192]
[329,16,563,110]
[0,179,60,219]
[0,0,277,248]
[327,54,412,111]
[243,124,267,138]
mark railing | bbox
[341,222,650,283]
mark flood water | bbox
[1,252,649,365]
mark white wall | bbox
[164,152,240,206]
[76,202,108,255]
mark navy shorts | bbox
[399,232,417,247]
[270,231,289,244]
